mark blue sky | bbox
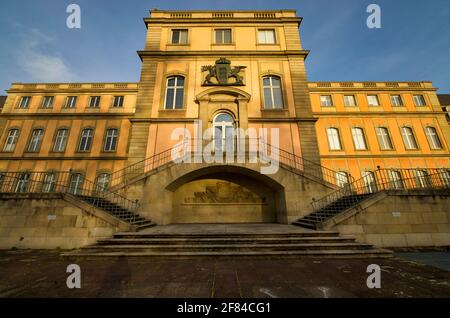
[0,0,449,94]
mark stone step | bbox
[79,242,375,252]
[96,236,357,245]
[112,231,340,239]
[62,248,393,259]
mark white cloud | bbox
[17,28,75,82]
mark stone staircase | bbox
[76,195,155,231]
[293,193,374,230]
[62,228,392,258]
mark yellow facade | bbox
[0,9,448,186]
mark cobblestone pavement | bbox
[0,250,449,298]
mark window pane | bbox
[179,30,188,44]
[165,88,175,109]
[320,96,332,107]
[264,88,273,108]
[352,128,367,150]
[215,30,222,43]
[425,127,442,149]
[344,95,356,106]
[367,95,379,106]
[176,76,185,87]
[224,29,232,43]
[263,78,271,87]
[273,87,283,109]
[172,30,180,43]
[327,128,341,150]
[175,88,184,109]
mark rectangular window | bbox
[171,29,188,44]
[258,29,276,44]
[41,96,54,108]
[390,95,403,106]
[352,128,368,150]
[376,127,393,150]
[65,96,77,108]
[3,129,20,152]
[53,129,69,152]
[18,96,31,109]
[79,128,94,151]
[413,95,426,106]
[327,128,342,150]
[89,96,101,108]
[367,95,380,106]
[215,29,232,44]
[263,76,283,109]
[113,96,124,108]
[27,129,44,152]
[320,95,333,107]
[95,173,110,193]
[104,128,119,151]
[344,95,357,106]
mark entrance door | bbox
[213,113,234,152]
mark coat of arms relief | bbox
[201,57,247,86]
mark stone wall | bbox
[0,194,127,249]
[333,192,450,248]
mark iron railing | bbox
[0,171,140,222]
[107,138,348,190]
[310,168,450,215]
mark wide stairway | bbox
[63,224,392,258]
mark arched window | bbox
[262,76,283,109]
[79,128,94,151]
[213,113,234,151]
[376,127,393,150]
[362,171,377,193]
[53,128,69,152]
[327,128,342,150]
[336,171,349,187]
[42,172,57,193]
[400,127,418,150]
[352,127,367,150]
[104,128,119,151]
[424,126,443,150]
[69,173,84,195]
[165,76,185,109]
[27,129,44,152]
[95,173,110,193]
[3,129,20,152]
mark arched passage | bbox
[166,165,286,223]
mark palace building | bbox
[0,9,449,252]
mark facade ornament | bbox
[201,57,246,86]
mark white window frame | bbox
[171,29,188,44]
[104,128,119,152]
[3,129,20,152]
[258,29,276,44]
[327,128,342,150]
[164,76,185,109]
[41,96,54,109]
[69,173,84,195]
[113,96,124,108]
[262,76,284,109]
[320,95,333,107]
[352,127,368,150]
[367,95,380,106]
[215,29,232,44]
[65,96,77,108]
[344,95,357,107]
[95,173,110,193]
[89,96,101,108]
[336,171,349,187]
[401,127,418,150]
[79,128,94,151]
[390,95,403,107]
[389,170,404,189]
[413,95,426,106]
[27,129,44,152]
[425,126,443,150]
[42,172,57,193]
[18,96,31,109]
[53,128,69,152]
[376,127,393,150]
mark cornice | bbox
[138,50,309,60]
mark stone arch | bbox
[166,164,286,224]
[195,87,251,103]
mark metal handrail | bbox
[108,137,348,189]
[0,171,140,223]
[310,168,450,215]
